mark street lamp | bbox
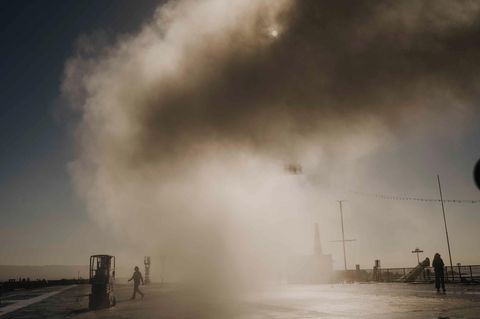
[411,247,424,264]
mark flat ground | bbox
[1,283,479,318]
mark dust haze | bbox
[62,0,480,291]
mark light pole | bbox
[331,200,356,271]
[437,175,454,278]
[283,166,357,270]
[339,200,347,270]
[411,247,423,264]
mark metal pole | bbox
[411,248,423,264]
[339,201,347,271]
[437,175,454,279]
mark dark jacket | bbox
[432,256,444,271]
[130,270,144,285]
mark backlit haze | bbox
[1,0,480,285]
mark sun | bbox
[270,29,279,38]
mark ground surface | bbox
[0,283,479,318]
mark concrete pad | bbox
[3,283,480,318]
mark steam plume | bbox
[62,0,480,289]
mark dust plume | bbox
[62,0,480,290]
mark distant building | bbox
[286,223,333,284]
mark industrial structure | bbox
[144,256,151,285]
[287,223,333,284]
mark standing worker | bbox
[432,253,446,293]
[128,266,145,299]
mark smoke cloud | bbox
[62,0,480,290]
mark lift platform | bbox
[89,255,116,310]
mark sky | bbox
[0,0,161,265]
[1,0,480,282]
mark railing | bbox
[364,265,480,283]
[0,278,89,294]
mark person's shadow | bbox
[69,299,131,315]
[116,297,135,303]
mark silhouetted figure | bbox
[128,266,144,299]
[432,253,446,293]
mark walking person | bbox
[432,253,446,293]
[128,266,145,299]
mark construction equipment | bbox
[89,255,116,310]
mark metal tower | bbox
[144,256,151,285]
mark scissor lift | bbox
[89,255,116,310]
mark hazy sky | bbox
[1,0,480,277]
[0,0,161,265]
